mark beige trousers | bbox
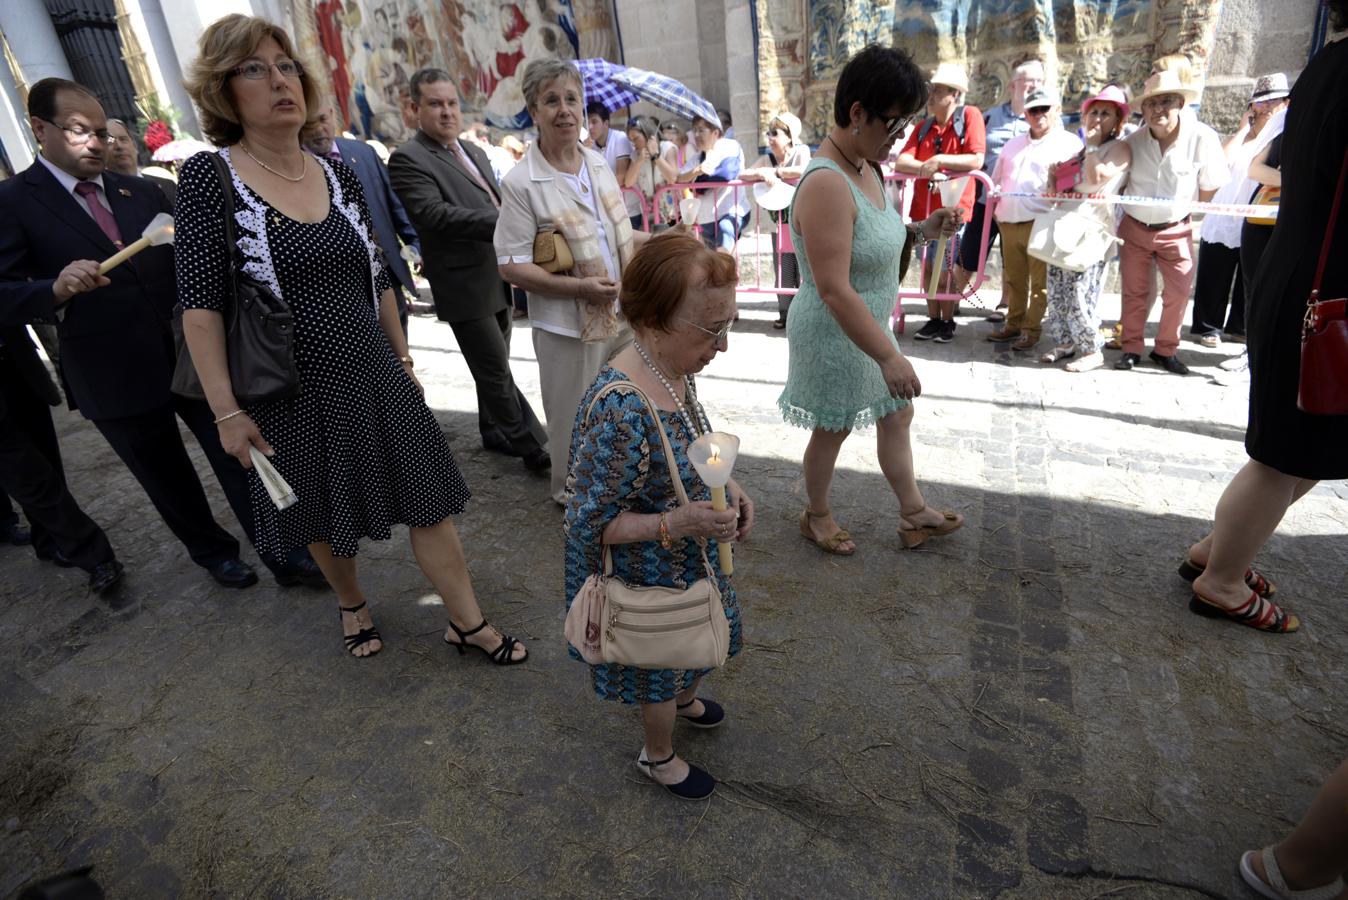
[532,327,632,501]
[998,220,1048,338]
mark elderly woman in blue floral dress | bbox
[565,232,753,801]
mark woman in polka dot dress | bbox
[177,14,526,663]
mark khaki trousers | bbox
[998,220,1048,338]
[532,327,632,501]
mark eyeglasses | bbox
[874,113,913,138]
[678,317,732,343]
[230,59,304,80]
[765,127,785,138]
[39,118,113,146]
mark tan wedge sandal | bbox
[898,506,965,549]
[799,508,856,556]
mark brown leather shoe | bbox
[1011,333,1039,351]
[987,327,1019,342]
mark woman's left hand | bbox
[921,207,964,241]
[726,478,755,541]
[403,363,424,396]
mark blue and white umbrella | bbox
[572,59,640,113]
[611,67,720,130]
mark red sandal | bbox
[1176,558,1276,598]
[1189,589,1300,633]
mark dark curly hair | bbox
[833,44,928,128]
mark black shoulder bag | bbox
[171,152,300,404]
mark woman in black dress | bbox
[178,14,526,663]
[1181,6,1348,634]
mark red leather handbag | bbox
[1298,149,1348,416]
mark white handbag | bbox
[1027,204,1121,273]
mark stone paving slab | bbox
[1,290,1344,899]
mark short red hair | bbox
[620,232,738,332]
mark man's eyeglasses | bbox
[679,317,732,343]
[39,118,113,147]
[230,59,304,80]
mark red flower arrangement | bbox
[144,119,174,153]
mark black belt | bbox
[1130,214,1191,231]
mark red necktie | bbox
[74,181,124,248]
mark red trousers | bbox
[1118,215,1195,356]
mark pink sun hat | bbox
[1081,84,1131,121]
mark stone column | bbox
[0,0,74,84]
[122,0,200,136]
[0,52,36,172]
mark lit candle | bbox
[688,432,740,577]
[706,442,733,575]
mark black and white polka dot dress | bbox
[175,149,469,559]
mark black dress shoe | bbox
[481,431,523,457]
[1114,352,1141,370]
[36,548,75,567]
[207,558,259,589]
[272,555,330,589]
[1,519,31,545]
[89,559,124,596]
[1149,351,1190,375]
[522,446,551,473]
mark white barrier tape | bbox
[992,189,1278,219]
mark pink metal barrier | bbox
[620,185,652,232]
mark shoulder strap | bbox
[206,152,240,324]
[953,106,966,141]
[916,116,936,144]
[1311,148,1348,300]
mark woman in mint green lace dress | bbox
[779,45,967,554]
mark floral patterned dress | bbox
[564,366,742,704]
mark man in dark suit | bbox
[0,319,122,596]
[388,68,548,473]
[0,78,324,590]
[301,101,421,335]
[104,118,177,207]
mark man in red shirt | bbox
[894,63,985,342]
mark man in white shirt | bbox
[987,87,1083,350]
[586,101,640,222]
[1115,70,1229,373]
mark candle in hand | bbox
[688,432,740,576]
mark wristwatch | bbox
[399,355,414,367]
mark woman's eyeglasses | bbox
[765,127,785,139]
[679,317,732,343]
[875,113,913,138]
[230,59,304,80]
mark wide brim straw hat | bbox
[1135,70,1198,110]
[1249,72,1290,103]
[769,111,803,143]
[929,62,970,94]
[1081,84,1131,121]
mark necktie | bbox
[452,143,499,208]
[74,182,124,248]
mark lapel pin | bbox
[118,188,132,197]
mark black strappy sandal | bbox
[444,619,528,665]
[635,747,716,800]
[339,601,382,657]
[676,697,725,729]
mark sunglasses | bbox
[877,113,912,138]
[765,127,786,138]
[1026,106,1052,115]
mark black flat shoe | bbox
[522,446,551,473]
[273,555,329,589]
[1114,352,1141,370]
[1149,351,1190,375]
[635,748,715,800]
[1,520,31,545]
[481,431,523,457]
[339,600,382,657]
[89,559,124,596]
[676,697,725,729]
[444,619,527,665]
[207,558,259,589]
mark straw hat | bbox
[929,63,969,94]
[768,111,803,144]
[1249,73,1290,103]
[1135,69,1198,109]
[1081,84,1130,121]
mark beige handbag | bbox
[533,227,575,273]
[1027,203,1121,273]
[564,381,731,671]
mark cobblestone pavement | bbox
[2,290,1345,899]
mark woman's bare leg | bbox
[410,518,526,661]
[802,426,854,551]
[1248,758,1348,895]
[876,405,957,529]
[1188,470,1317,570]
[308,542,380,657]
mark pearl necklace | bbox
[239,140,308,183]
[633,341,704,438]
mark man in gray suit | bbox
[389,69,548,472]
[302,102,421,335]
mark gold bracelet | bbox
[213,409,245,425]
[398,355,414,367]
[657,513,674,550]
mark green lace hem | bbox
[777,394,910,433]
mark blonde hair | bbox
[183,14,320,146]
